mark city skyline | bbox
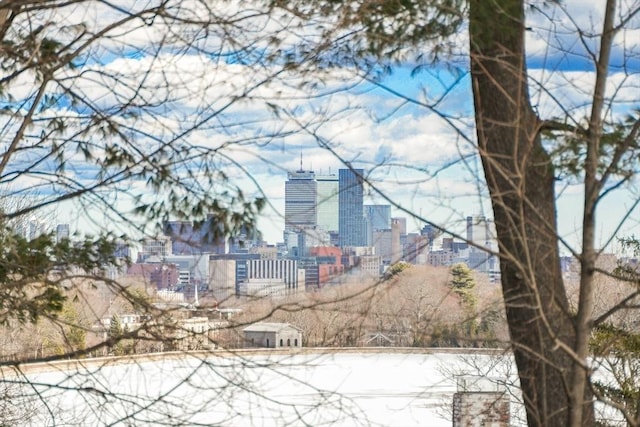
[1,3,637,426]
[4,0,636,266]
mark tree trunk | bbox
[468,0,594,425]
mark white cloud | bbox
[3,0,640,246]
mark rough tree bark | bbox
[468,0,594,425]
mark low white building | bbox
[157,289,186,302]
[238,278,288,298]
[243,322,303,349]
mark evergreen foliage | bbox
[109,313,125,356]
[591,323,640,427]
[0,229,124,325]
[58,303,86,355]
[386,261,411,277]
[109,313,123,339]
[449,263,477,309]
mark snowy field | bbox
[2,350,524,426]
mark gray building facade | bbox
[243,322,303,348]
[338,168,366,247]
[285,170,317,232]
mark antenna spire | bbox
[300,152,303,171]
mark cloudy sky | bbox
[3,0,640,252]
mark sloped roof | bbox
[243,322,302,333]
[364,332,394,345]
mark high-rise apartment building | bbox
[338,168,366,247]
[284,170,317,232]
[316,173,339,232]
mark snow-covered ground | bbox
[4,350,524,426]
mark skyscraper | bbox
[466,215,490,248]
[56,223,70,242]
[466,215,497,272]
[163,217,227,255]
[365,205,391,231]
[391,216,407,236]
[16,217,46,241]
[391,217,403,263]
[316,173,339,232]
[365,204,391,246]
[284,170,317,232]
[338,168,366,247]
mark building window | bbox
[266,339,270,348]
[294,338,298,347]
[280,339,283,347]
[287,339,291,347]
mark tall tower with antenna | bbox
[285,154,317,232]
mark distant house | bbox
[243,322,303,348]
[364,332,395,347]
[171,317,213,351]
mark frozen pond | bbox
[2,350,523,426]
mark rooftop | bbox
[242,322,301,333]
